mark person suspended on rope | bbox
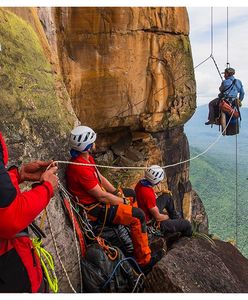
[0,131,58,293]
[135,165,192,242]
[65,125,164,274]
[205,67,244,125]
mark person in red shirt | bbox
[135,165,192,238]
[66,126,163,273]
[0,131,58,293]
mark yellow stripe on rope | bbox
[32,238,59,293]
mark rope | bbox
[61,182,83,293]
[131,273,145,293]
[32,238,58,293]
[211,7,214,54]
[53,113,235,171]
[235,131,238,247]
[101,256,144,290]
[210,54,223,81]
[45,208,77,293]
[226,7,229,68]
[58,181,118,259]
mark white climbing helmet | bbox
[69,125,97,152]
[145,165,164,185]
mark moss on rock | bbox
[0,8,75,161]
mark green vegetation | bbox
[0,8,74,133]
[189,146,248,258]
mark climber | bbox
[0,131,58,293]
[205,67,244,125]
[66,125,163,274]
[135,165,192,239]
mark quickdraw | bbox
[96,236,118,261]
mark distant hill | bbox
[185,105,248,162]
[185,105,248,258]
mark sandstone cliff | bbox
[0,7,229,293]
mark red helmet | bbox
[0,132,9,166]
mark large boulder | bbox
[145,237,248,292]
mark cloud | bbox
[188,7,248,107]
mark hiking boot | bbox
[139,249,165,275]
[164,232,181,248]
[205,120,214,125]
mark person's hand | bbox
[123,197,131,205]
[113,187,124,197]
[19,160,54,182]
[161,214,169,221]
[237,99,242,107]
[40,166,58,191]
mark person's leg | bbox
[160,219,192,237]
[112,204,151,266]
[156,194,178,219]
[89,203,151,266]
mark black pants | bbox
[0,248,31,293]
[156,194,192,237]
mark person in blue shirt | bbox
[205,67,244,125]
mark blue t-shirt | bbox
[218,76,245,100]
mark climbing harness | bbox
[32,238,58,293]
[58,180,119,262]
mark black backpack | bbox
[81,243,143,293]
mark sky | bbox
[188,7,248,107]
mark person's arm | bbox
[219,81,225,92]
[87,183,124,205]
[0,167,58,239]
[239,81,245,101]
[149,206,169,222]
[98,173,116,193]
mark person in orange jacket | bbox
[66,126,163,274]
[0,131,58,293]
[135,165,192,238]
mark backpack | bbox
[81,243,143,293]
[219,100,239,119]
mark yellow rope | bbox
[32,238,58,293]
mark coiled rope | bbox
[32,238,58,293]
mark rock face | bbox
[0,7,217,293]
[52,7,195,132]
[145,238,248,292]
[0,8,80,292]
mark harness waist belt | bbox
[15,232,30,238]
[15,228,29,238]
